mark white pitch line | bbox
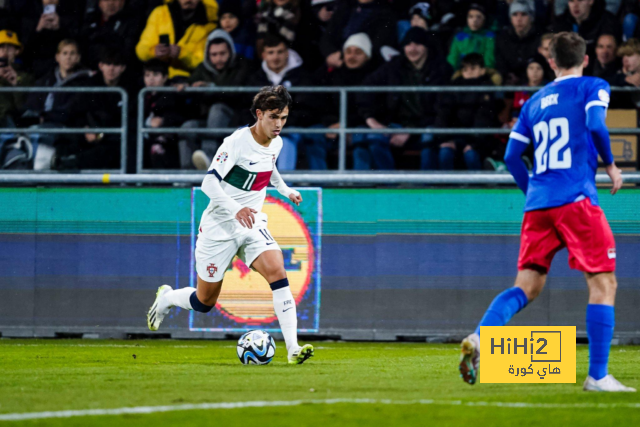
[1,398,639,421]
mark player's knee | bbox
[265,266,286,283]
[191,292,215,312]
[587,272,617,299]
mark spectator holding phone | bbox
[21,0,80,79]
[136,0,219,79]
[0,30,34,128]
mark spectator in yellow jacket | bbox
[136,0,218,79]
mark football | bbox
[236,330,276,365]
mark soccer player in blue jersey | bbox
[458,32,635,392]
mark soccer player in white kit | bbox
[147,86,314,365]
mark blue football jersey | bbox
[510,75,611,212]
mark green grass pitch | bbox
[0,340,638,426]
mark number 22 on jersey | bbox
[533,117,571,174]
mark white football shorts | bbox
[195,225,281,283]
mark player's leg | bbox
[147,236,235,331]
[460,208,559,385]
[250,249,314,364]
[459,269,545,385]
[556,200,635,391]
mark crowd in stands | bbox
[1,0,640,171]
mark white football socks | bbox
[272,286,299,353]
[160,287,195,312]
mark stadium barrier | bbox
[1,187,639,342]
[136,85,640,173]
[0,87,129,173]
[1,171,640,185]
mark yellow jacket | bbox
[136,0,218,78]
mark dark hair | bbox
[550,32,586,69]
[143,59,169,75]
[250,85,292,119]
[263,32,288,49]
[99,47,126,66]
[461,52,485,68]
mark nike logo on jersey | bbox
[249,161,259,165]
[266,242,275,246]
[283,308,293,312]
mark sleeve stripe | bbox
[509,131,531,144]
[585,100,608,111]
[207,169,223,181]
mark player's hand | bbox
[236,207,257,229]
[390,133,410,147]
[606,163,623,195]
[289,192,302,206]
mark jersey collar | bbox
[554,75,580,82]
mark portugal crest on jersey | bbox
[207,263,218,277]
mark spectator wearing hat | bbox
[218,0,255,60]
[79,0,141,70]
[356,27,452,170]
[495,0,541,85]
[136,0,219,79]
[447,3,495,70]
[0,30,34,128]
[553,0,620,60]
[305,32,377,169]
[586,33,621,81]
[320,0,397,69]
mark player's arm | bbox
[586,106,622,195]
[270,166,302,206]
[504,109,532,194]
[504,137,530,194]
[201,142,257,228]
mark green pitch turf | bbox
[0,340,638,426]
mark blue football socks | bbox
[474,287,529,336]
[586,304,615,381]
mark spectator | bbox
[587,33,621,80]
[79,0,141,70]
[0,30,34,128]
[320,0,396,68]
[181,29,254,170]
[536,32,555,81]
[306,0,336,68]
[52,48,133,170]
[142,59,185,169]
[555,0,623,16]
[357,27,452,170]
[537,32,553,60]
[609,38,640,108]
[496,0,540,85]
[256,0,301,55]
[218,0,255,60]
[25,39,92,169]
[21,0,81,79]
[433,53,495,170]
[306,32,377,169]
[247,33,314,170]
[553,0,620,59]
[135,0,218,79]
[447,3,495,70]
[510,54,549,127]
